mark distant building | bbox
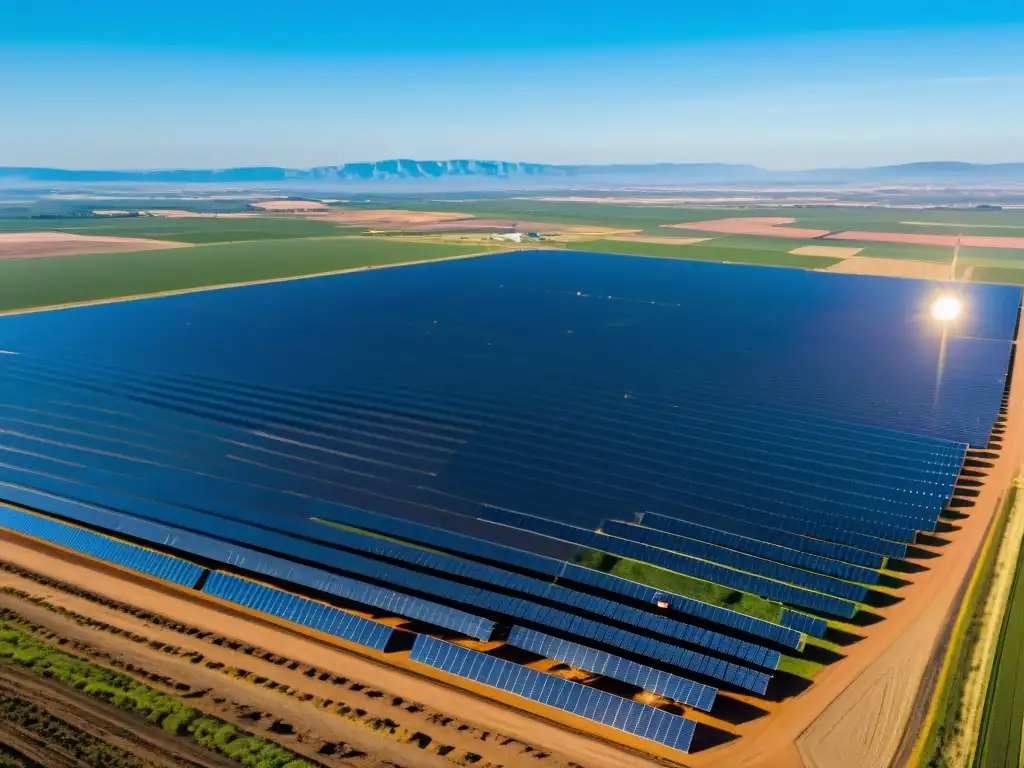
[491,232,523,243]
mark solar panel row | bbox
[0,469,771,692]
[640,510,885,570]
[0,478,498,641]
[203,571,396,652]
[602,519,881,586]
[307,522,780,669]
[0,502,203,588]
[507,626,718,711]
[410,635,699,754]
[779,610,830,639]
[478,509,859,617]
[309,501,805,649]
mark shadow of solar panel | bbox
[0,480,496,641]
[203,571,395,652]
[479,508,858,618]
[0,503,202,588]
[410,635,698,753]
[779,610,829,639]
[307,502,803,651]
[640,510,885,570]
[603,519,881,586]
[507,626,717,711]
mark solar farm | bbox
[0,247,1020,767]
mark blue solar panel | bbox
[602,520,881,586]
[304,501,805,650]
[507,626,717,711]
[410,635,698,753]
[780,610,829,639]
[479,508,859,618]
[203,571,395,651]
[0,480,497,641]
[0,503,203,588]
[640,510,884,570]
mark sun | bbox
[931,296,961,322]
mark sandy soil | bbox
[827,231,1024,249]
[665,217,832,239]
[0,232,187,260]
[790,349,1024,768]
[824,257,953,280]
[789,245,864,258]
[250,200,330,211]
[0,536,688,768]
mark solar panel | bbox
[507,626,717,711]
[0,503,203,588]
[203,571,395,652]
[0,480,497,641]
[479,508,859,618]
[603,519,881,586]
[779,610,829,639]
[410,635,698,753]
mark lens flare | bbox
[932,296,961,322]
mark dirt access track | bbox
[0,232,187,260]
[668,217,1024,249]
[0,534,684,768]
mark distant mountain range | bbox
[2,160,1024,185]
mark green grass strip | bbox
[0,621,317,768]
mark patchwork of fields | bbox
[0,243,1020,768]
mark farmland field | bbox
[0,236,485,312]
[565,238,845,268]
[0,215,348,242]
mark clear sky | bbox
[2,0,1023,169]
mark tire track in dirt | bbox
[0,563,603,768]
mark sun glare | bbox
[932,296,962,322]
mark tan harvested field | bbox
[827,230,1024,249]
[315,209,473,227]
[825,256,953,280]
[0,232,187,260]
[666,217,832,239]
[250,200,330,211]
[789,245,864,258]
[0,532,693,768]
[144,209,260,218]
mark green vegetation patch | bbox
[970,265,1024,285]
[0,216,349,243]
[572,548,783,623]
[974,486,1024,768]
[0,621,317,768]
[566,239,843,269]
[0,687,153,768]
[0,237,486,312]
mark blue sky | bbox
[2,0,1023,169]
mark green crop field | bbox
[974,507,1024,768]
[970,266,1024,285]
[565,239,845,269]
[0,236,485,312]
[0,216,349,242]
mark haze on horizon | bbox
[2,0,1023,171]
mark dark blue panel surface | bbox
[0,503,202,588]
[410,634,698,753]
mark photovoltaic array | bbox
[0,249,1019,753]
[411,635,699,753]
